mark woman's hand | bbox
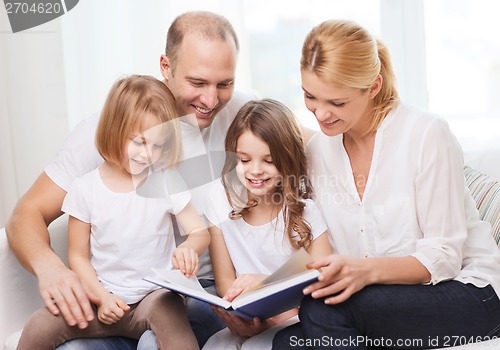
[97,292,130,324]
[303,254,372,304]
[172,246,199,278]
[224,274,268,302]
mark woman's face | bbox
[301,70,379,137]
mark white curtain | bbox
[4,0,498,227]
[0,15,69,227]
[0,0,252,227]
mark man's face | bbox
[161,32,237,129]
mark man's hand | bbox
[6,173,98,328]
[38,263,98,329]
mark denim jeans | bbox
[273,281,500,349]
[188,279,227,346]
[56,336,137,350]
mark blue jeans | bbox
[273,281,500,349]
[137,279,227,349]
[188,279,227,346]
[56,337,137,350]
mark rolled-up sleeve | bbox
[411,118,467,284]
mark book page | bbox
[232,268,319,307]
[250,248,314,290]
[145,269,231,309]
[154,269,207,293]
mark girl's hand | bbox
[224,274,268,302]
[172,247,199,278]
[210,306,297,337]
[97,293,130,324]
[211,305,267,337]
[303,255,371,305]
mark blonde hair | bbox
[301,19,399,133]
[96,75,182,170]
[222,99,313,250]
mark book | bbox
[143,248,319,320]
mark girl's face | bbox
[235,130,282,201]
[301,70,379,137]
[123,114,167,175]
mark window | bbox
[59,0,500,148]
[424,0,500,152]
[241,0,380,129]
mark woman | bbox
[273,19,500,349]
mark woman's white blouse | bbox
[306,102,500,295]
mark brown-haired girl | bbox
[203,99,332,349]
[18,75,209,350]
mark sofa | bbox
[1,149,499,350]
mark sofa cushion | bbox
[464,166,500,246]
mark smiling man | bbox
[6,11,255,350]
[161,24,237,129]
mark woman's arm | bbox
[305,255,430,305]
[304,231,430,304]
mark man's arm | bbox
[5,172,95,328]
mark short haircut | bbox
[165,11,239,70]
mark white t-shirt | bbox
[204,182,327,275]
[306,102,500,295]
[45,91,256,279]
[61,168,190,304]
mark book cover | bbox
[143,248,319,320]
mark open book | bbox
[143,248,319,320]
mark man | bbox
[7,11,253,349]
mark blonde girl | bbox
[18,75,209,350]
[203,99,332,350]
